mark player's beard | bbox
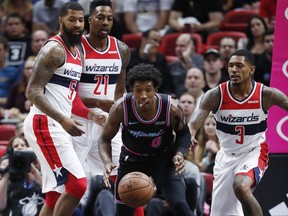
[63,23,83,46]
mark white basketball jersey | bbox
[78,35,122,113]
[31,35,83,116]
[214,81,268,154]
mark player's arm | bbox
[262,86,288,112]
[98,98,124,186]
[189,87,220,139]
[114,40,131,101]
[26,41,65,122]
[170,99,191,175]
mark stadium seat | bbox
[158,33,203,56]
[121,33,142,50]
[0,145,7,157]
[0,124,16,141]
[221,10,259,32]
[206,31,247,47]
[200,172,214,206]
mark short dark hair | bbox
[60,2,84,17]
[126,63,162,89]
[230,49,255,65]
[263,28,274,38]
[90,0,112,15]
[5,13,25,24]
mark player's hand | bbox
[173,152,185,175]
[88,111,106,126]
[59,116,85,136]
[103,162,117,188]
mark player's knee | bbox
[45,191,61,209]
[233,179,251,200]
[66,173,87,199]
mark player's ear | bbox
[155,86,158,93]
[88,17,92,23]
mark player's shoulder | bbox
[41,40,65,56]
[115,37,129,52]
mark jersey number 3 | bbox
[235,126,245,144]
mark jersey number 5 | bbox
[235,126,245,144]
[94,75,109,95]
[68,80,77,100]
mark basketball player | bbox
[189,49,288,216]
[99,63,195,216]
[71,0,131,213]
[23,2,88,216]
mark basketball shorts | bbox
[24,112,86,193]
[211,141,269,216]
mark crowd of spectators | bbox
[0,0,276,215]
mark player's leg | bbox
[39,191,61,216]
[210,149,244,216]
[53,173,87,216]
[233,142,269,216]
[233,175,262,216]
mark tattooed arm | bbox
[114,40,131,101]
[262,86,288,112]
[189,87,220,139]
[26,41,84,136]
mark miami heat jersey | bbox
[122,93,174,156]
[214,81,267,153]
[78,35,122,113]
[31,35,82,116]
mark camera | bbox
[0,149,36,175]
[8,150,36,175]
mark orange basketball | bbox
[118,171,155,208]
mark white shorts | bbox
[72,115,122,176]
[211,142,269,216]
[23,112,86,193]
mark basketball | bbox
[118,171,155,207]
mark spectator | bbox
[0,135,45,216]
[0,36,19,108]
[259,0,276,29]
[222,0,260,13]
[30,29,49,56]
[219,36,236,76]
[0,0,33,33]
[32,0,68,35]
[127,29,171,93]
[168,33,204,98]
[3,13,32,69]
[237,15,268,55]
[254,28,274,86]
[179,92,196,123]
[168,0,223,42]
[5,56,35,121]
[194,113,220,174]
[122,0,173,34]
[184,67,205,111]
[203,48,228,92]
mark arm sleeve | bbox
[72,93,89,119]
[175,124,191,155]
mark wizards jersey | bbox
[213,81,268,154]
[122,93,174,156]
[78,35,122,113]
[31,35,82,116]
